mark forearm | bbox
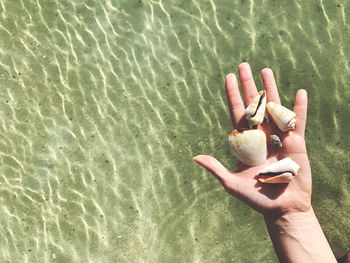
[264,207,336,263]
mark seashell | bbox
[269,135,282,147]
[228,129,267,166]
[245,91,266,126]
[257,157,300,183]
[266,102,296,132]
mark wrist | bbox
[264,207,337,263]
[264,207,315,228]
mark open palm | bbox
[194,63,311,217]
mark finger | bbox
[225,73,246,128]
[293,89,308,138]
[239,62,258,106]
[194,155,258,208]
[261,68,281,104]
[193,155,232,183]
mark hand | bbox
[194,62,311,217]
[195,62,337,263]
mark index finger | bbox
[225,73,246,128]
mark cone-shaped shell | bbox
[257,157,300,183]
[228,129,267,166]
[245,91,266,126]
[266,102,296,132]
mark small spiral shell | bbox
[244,91,266,126]
[266,102,296,132]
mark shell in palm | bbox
[269,134,282,147]
[228,129,267,166]
[257,157,300,183]
[266,102,296,132]
[245,90,266,126]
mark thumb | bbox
[193,155,232,184]
[194,155,256,209]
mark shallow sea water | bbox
[0,0,349,262]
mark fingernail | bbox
[299,89,307,98]
[239,62,250,71]
[226,73,237,84]
[262,68,273,75]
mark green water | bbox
[0,0,349,262]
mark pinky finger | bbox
[293,89,308,138]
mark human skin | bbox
[194,62,337,263]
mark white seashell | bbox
[228,129,267,166]
[266,102,296,132]
[257,157,300,183]
[245,91,266,126]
